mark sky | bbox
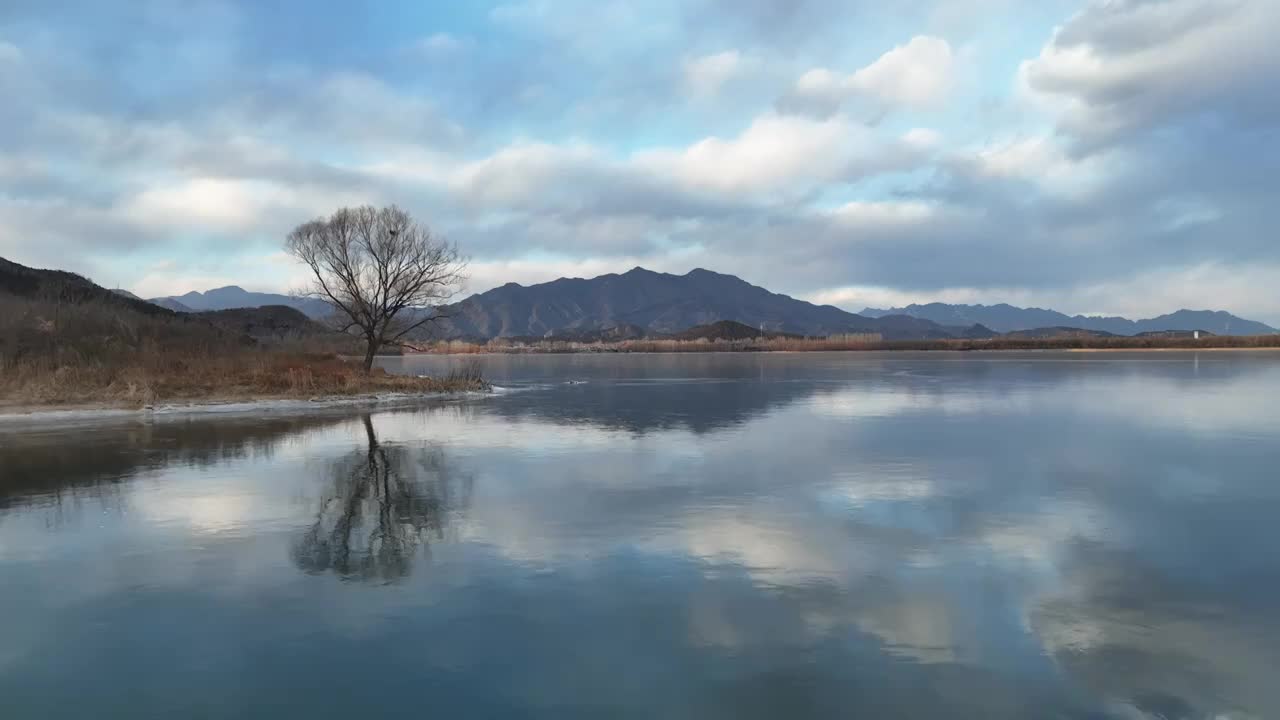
[1,0,1278,322]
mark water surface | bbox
[2,351,1278,718]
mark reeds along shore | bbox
[413,334,1280,354]
[0,295,486,408]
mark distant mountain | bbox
[1138,310,1274,336]
[151,297,196,313]
[1135,329,1213,339]
[426,267,956,340]
[149,286,333,319]
[1003,327,1118,340]
[861,302,1276,336]
[947,324,1000,340]
[670,320,802,341]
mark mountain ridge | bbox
[424,267,948,340]
[131,267,1276,340]
[149,286,333,319]
[861,302,1276,336]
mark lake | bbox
[2,351,1278,718]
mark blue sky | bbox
[1,0,1278,322]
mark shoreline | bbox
[2,351,489,419]
[0,388,493,428]
[6,347,1276,423]
[406,345,1280,357]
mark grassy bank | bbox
[415,334,1280,354]
[0,294,487,409]
[1,351,489,409]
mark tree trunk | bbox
[363,338,378,374]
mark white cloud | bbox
[635,112,884,194]
[119,177,372,234]
[827,200,939,228]
[122,178,273,231]
[954,134,1122,201]
[1019,0,1280,144]
[414,32,465,55]
[849,36,955,108]
[788,36,955,113]
[128,252,317,298]
[449,141,608,209]
[804,284,997,313]
[682,50,748,98]
[384,109,923,216]
[130,267,241,299]
[901,127,942,151]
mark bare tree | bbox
[286,205,465,373]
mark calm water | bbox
[2,352,1279,718]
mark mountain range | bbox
[149,287,333,319]
[426,267,981,341]
[860,302,1276,336]
[111,266,1276,340]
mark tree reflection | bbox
[292,415,471,581]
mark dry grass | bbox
[0,350,488,409]
[0,293,486,409]
[410,333,1280,355]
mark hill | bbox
[426,267,952,341]
[152,297,196,313]
[669,320,803,342]
[149,286,333,319]
[1,257,341,345]
[1134,329,1214,339]
[193,306,351,345]
[2,256,176,318]
[1003,327,1118,340]
[861,302,1276,336]
[1,256,480,407]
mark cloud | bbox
[234,70,467,151]
[0,196,141,279]
[785,36,955,115]
[826,200,941,228]
[119,177,373,234]
[682,51,749,98]
[680,0,880,50]
[438,141,739,224]
[412,32,466,56]
[1,0,1278,324]
[1020,0,1280,147]
[384,109,927,222]
[128,252,315,298]
[635,112,913,195]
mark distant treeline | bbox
[414,333,1280,355]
